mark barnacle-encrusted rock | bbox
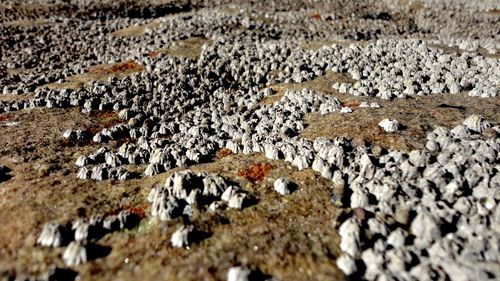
[4,4,500,280]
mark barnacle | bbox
[378,118,400,132]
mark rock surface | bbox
[0,0,499,280]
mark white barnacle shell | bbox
[340,107,353,113]
[185,189,200,205]
[378,118,400,132]
[116,168,132,180]
[410,211,441,248]
[450,125,470,139]
[152,194,181,221]
[292,154,310,171]
[340,230,361,257]
[202,174,228,197]
[228,193,247,209]
[77,166,91,179]
[408,150,430,167]
[147,186,162,203]
[350,190,369,209]
[367,218,388,236]
[186,149,201,163]
[62,242,87,267]
[91,164,109,180]
[170,225,195,248]
[149,148,167,164]
[168,171,195,199]
[400,160,418,180]
[361,248,384,280]
[264,144,281,160]
[463,115,490,133]
[75,156,91,167]
[359,102,369,108]
[274,178,291,195]
[208,201,226,212]
[72,220,90,242]
[63,130,74,139]
[359,154,375,180]
[226,140,241,154]
[339,218,361,239]
[387,228,407,249]
[117,210,133,229]
[312,157,326,173]
[144,163,165,176]
[37,222,65,247]
[336,254,357,276]
[227,266,251,281]
[105,153,123,167]
[221,186,240,202]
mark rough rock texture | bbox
[0,0,499,280]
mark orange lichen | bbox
[0,114,13,122]
[148,51,163,57]
[238,162,273,182]
[125,207,146,219]
[341,100,361,109]
[216,148,234,159]
[90,110,122,128]
[310,13,321,20]
[89,61,144,75]
[104,206,146,219]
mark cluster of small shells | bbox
[336,115,500,280]
[148,171,251,222]
[1,0,499,280]
[331,39,499,99]
[37,210,140,267]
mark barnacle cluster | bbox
[1,0,499,280]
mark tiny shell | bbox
[273,178,291,195]
[171,225,194,248]
[378,118,400,132]
[63,242,87,267]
